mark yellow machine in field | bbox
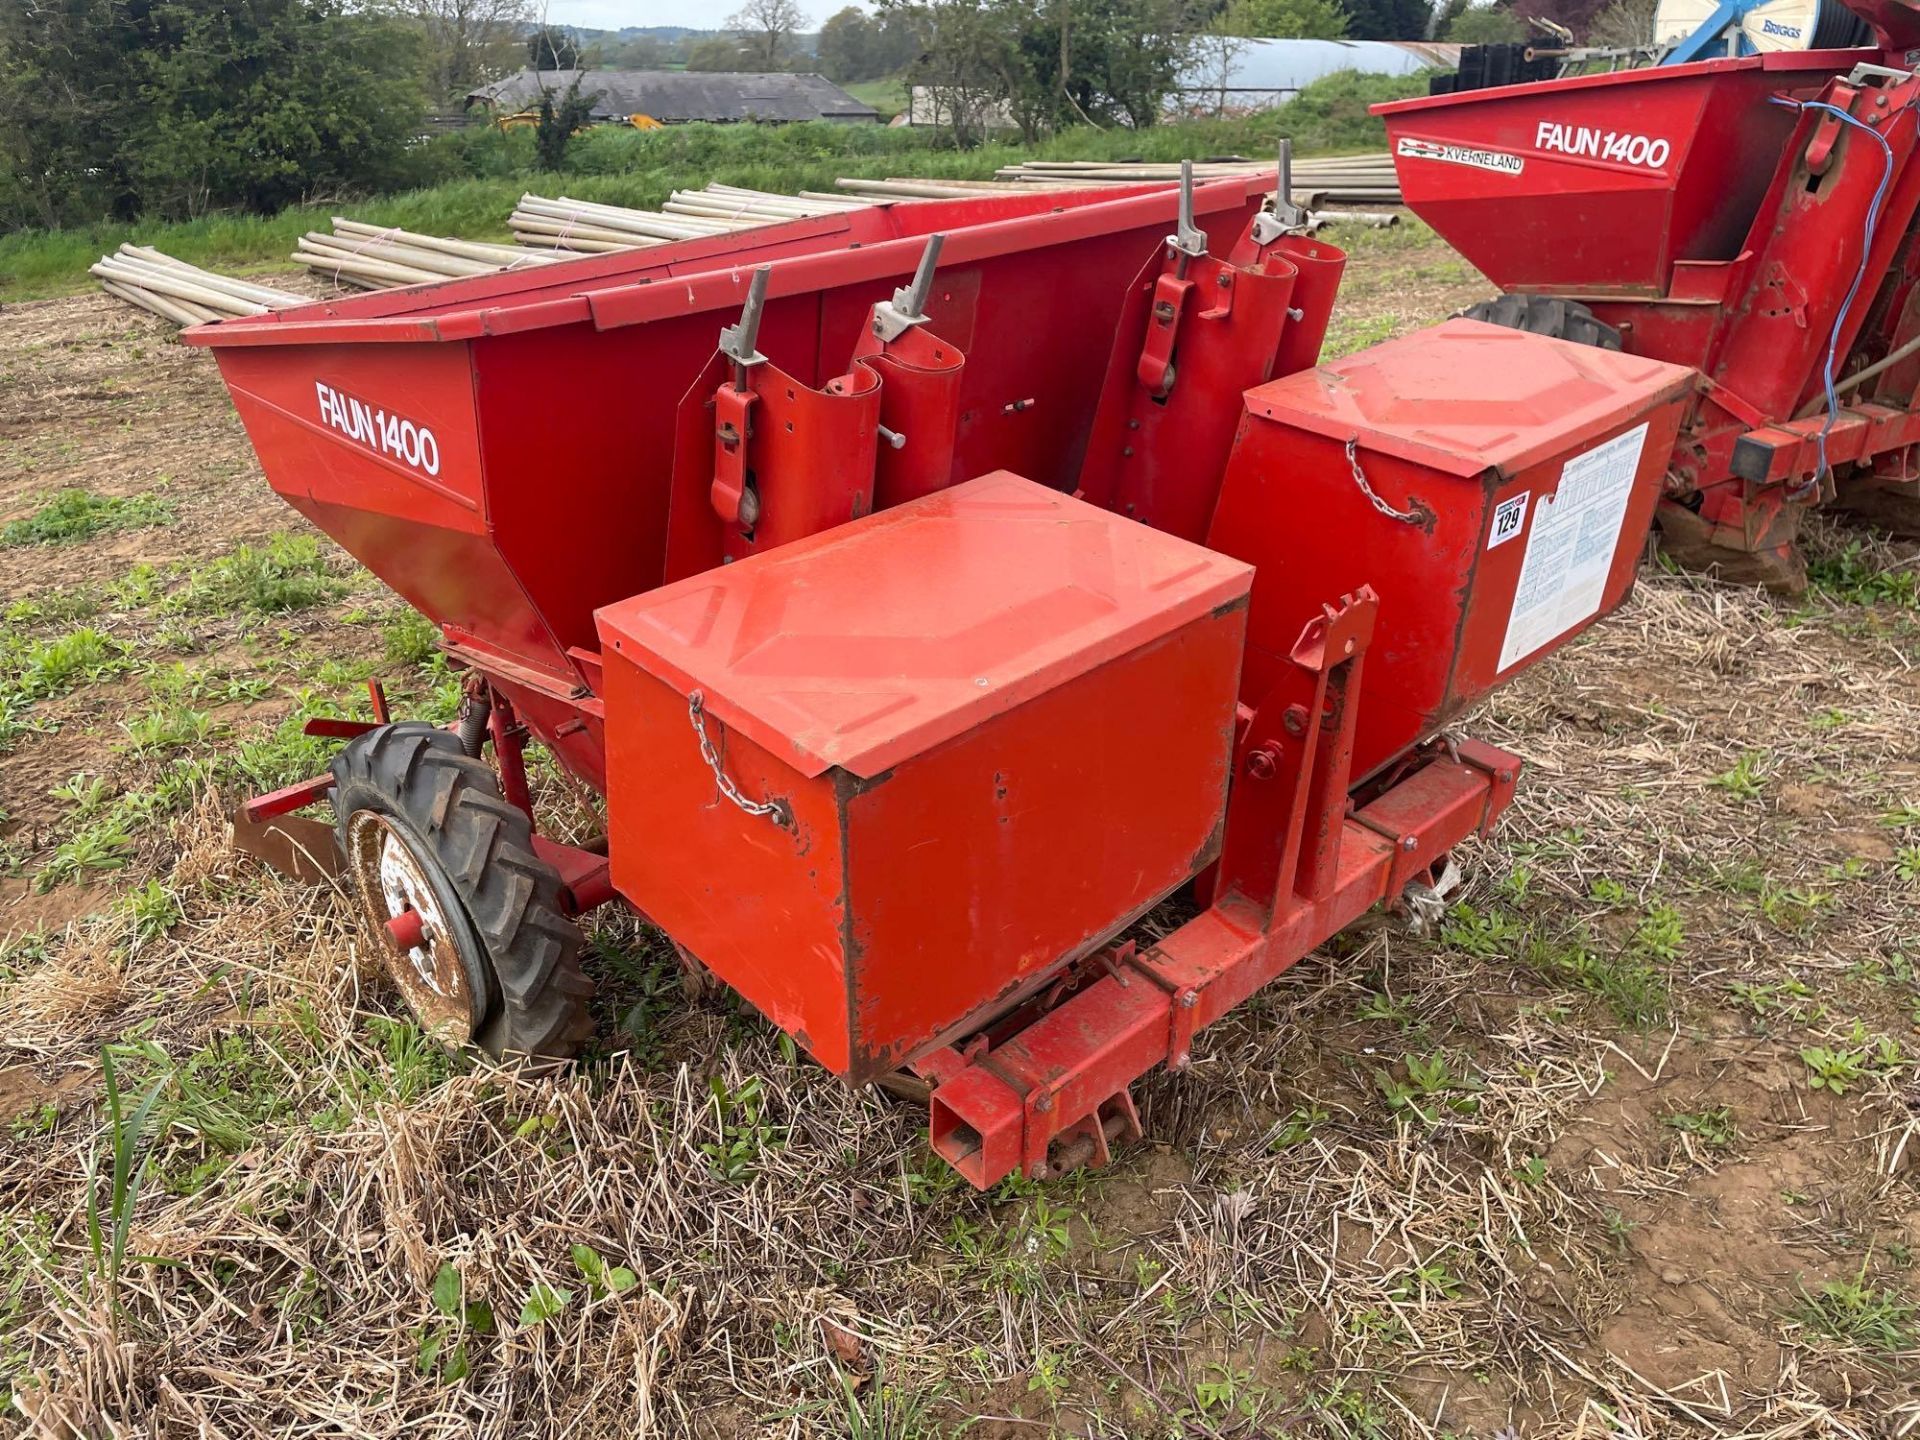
[492,111,661,132]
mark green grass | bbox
[223,692,351,793]
[1798,1023,1903,1095]
[12,627,127,700]
[1663,1106,1737,1148]
[36,820,133,891]
[382,610,440,667]
[1440,900,1673,1025]
[177,534,345,614]
[1806,541,1920,608]
[0,70,1431,300]
[120,704,218,754]
[2,488,173,546]
[843,76,909,120]
[1710,751,1770,802]
[1792,1275,1916,1352]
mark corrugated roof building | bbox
[1173,39,1461,114]
[469,70,880,125]
[910,40,1460,127]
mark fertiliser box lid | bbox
[594,471,1253,780]
[1244,319,1697,479]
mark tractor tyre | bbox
[331,721,594,1061]
[1461,294,1623,352]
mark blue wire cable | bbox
[1769,97,1895,489]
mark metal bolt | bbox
[1246,747,1277,780]
[1170,1052,1191,1072]
[1217,272,1233,288]
[1400,835,1417,852]
[1179,990,1197,1009]
[1282,704,1308,736]
[1496,769,1513,783]
[1034,1093,1053,1113]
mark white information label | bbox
[1497,422,1648,671]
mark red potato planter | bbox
[1377,0,1920,586]
[191,170,1694,1188]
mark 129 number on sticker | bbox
[1489,492,1530,549]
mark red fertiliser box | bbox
[594,472,1252,1081]
[1210,319,1695,784]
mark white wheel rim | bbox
[346,809,480,1043]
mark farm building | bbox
[467,69,880,126]
[908,39,1461,126]
[1171,38,1462,114]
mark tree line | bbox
[0,0,1613,233]
[2,0,428,229]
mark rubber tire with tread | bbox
[1461,294,1623,352]
[330,721,594,1060]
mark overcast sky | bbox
[545,0,856,30]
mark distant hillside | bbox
[584,26,712,41]
[557,22,822,55]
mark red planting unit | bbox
[192,170,1693,1187]
[1377,0,1920,587]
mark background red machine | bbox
[1377,0,1920,588]
[193,165,1693,1188]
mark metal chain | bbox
[1345,436,1430,526]
[688,690,789,827]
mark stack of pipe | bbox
[90,245,304,326]
[831,177,1013,201]
[833,172,1399,228]
[292,219,559,289]
[514,171,1401,259]
[665,182,870,226]
[982,153,1403,206]
[508,187,868,253]
[509,194,729,251]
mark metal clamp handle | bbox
[1166,159,1207,261]
[689,690,789,827]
